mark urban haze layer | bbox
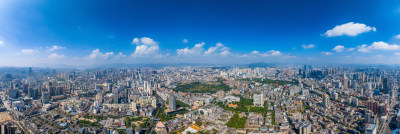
[0,64,398,134]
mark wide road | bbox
[148,95,165,134]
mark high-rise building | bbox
[299,124,311,134]
[365,124,377,134]
[353,98,359,107]
[113,87,119,104]
[96,93,103,104]
[131,102,137,112]
[28,87,34,98]
[125,88,129,103]
[169,94,177,110]
[108,84,113,91]
[347,97,353,105]
[33,88,39,100]
[360,88,364,96]
[333,92,339,100]
[379,103,387,116]
[42,92,50,104]
[8,89,18,99]
[323,94,330,108]
[152,97,157,108]
[367,101,380,115]
[49,86,56,96]
[253,93,264,106]
[343,79,348,89]
[56,87,64,95]
[0,124,16,134]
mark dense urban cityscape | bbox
[0,65,399,134]
[1,0,400,134]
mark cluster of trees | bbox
[117,129,127,134]
[159,107,175,122]
[216,96,260,113]
[242,78,297,86]
[174,82,230,93]
[125,117,146,129]
[217,97,278,126]
[140,118,150,128]
[177,100,190,108]
[226,113,247,129]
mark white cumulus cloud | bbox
[332,45,345,52]
[132,37,160,57]
[250,50,259,54]
[324,22,376,37]
[89,49,115,59]
[358,41,400,52]
[204,42,229,56]
[177,42,205,56]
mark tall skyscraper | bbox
[96,93,103,104]
[367,101,380,115]
[382,78,392,94]
[113,87,119,104]
[343,79,348,89]
[299,124,311,134]
[125,88,129,103]
[42,92,50,104]
[28,87,34,98]
[323,94,330,108]
[152,97,157,108]
[33,88,39,100]
[169,94,177,110]
[333,92,339,100]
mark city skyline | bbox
[0,0,400,66]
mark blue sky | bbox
[1,0,400,66]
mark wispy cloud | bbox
[302,44,315,49]
[47,45,65,51]
[395,34,400,39]
[21,49,37,55]
[183,39,188,44]
[321,51,333,55]
[48,53,66,59]
[358,41,400,52]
